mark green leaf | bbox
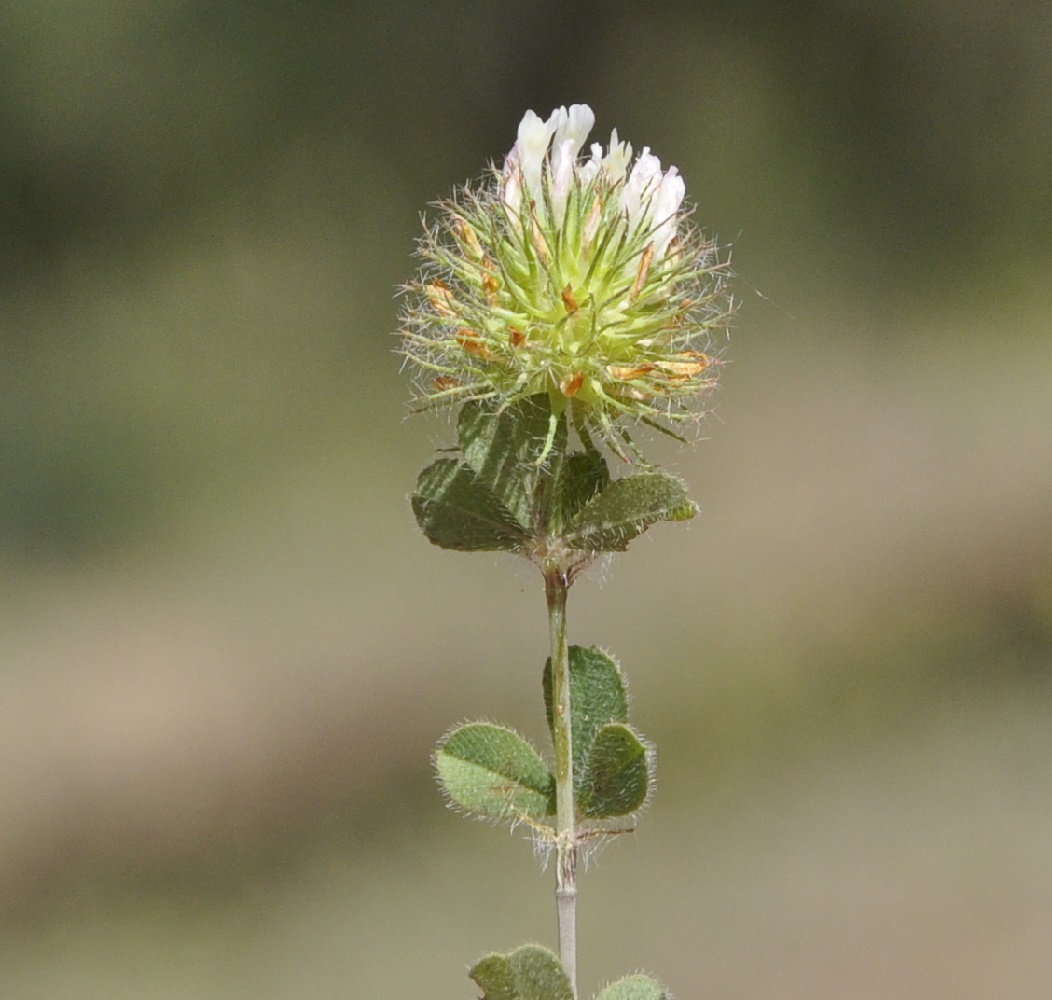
[594,974,668,1000]
[541,447,610,536]
[411,458,528,552]
[469,945,574,1000]
[543,646,628,792]
[566,471,698,552]
[435,723,555,821]
[579,723,651,819]
[458,396,566,530]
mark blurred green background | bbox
[2,1,1051,997]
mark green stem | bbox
[545,567,577,998]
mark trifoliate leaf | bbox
[469,945,574,1000]
[565,471,697,552]
[411,458,528,551]
[435,723,555,822]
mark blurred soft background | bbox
[2,1,1051,997]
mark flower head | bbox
[400,104,733,460]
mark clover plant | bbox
[401,104,734,1000]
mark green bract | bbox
[410,396,698,572]
[401,103,733,460]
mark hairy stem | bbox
[545,568,577,997]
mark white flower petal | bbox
[550,138,577,226]
[602,129,633,183]
[546,106,594,224]
[516,109,554,206]
[502,107,683,255]
[551,104,595,160]
[501,145,522,216]
[651,166,685,257]
[545,106,567,136]
[622,147,663,230]
[578,142,604,188]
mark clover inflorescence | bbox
[401,104,734,460]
